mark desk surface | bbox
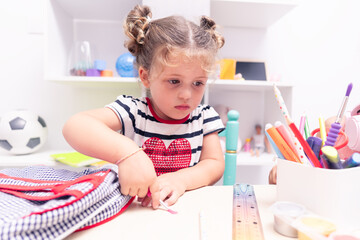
[66,185,291,240]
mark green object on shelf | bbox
[51,152,102,167]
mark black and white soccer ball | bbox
[0,110,48,155]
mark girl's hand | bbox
[147,172,187,209]
[117,150,157,198]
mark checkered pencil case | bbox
[0,165,133,240]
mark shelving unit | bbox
[46,76,140,89]
[43,0,295,167]
[210,0,298,28]
[45,0,297,83]
[44,0,142,82]
[208,79,292,90]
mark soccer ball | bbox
[0,110,48,155]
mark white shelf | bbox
[47,76,137,83]
[52,0,141,22]
[210,0,298,28]
[46,76,293,94]
[46,76,144,90]
[237,152,276,165]
[210,79,292,91]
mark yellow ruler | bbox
[233,184,265,240]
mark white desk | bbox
[0,151,287,239]
[66,185,291,240]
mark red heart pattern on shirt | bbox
[143,137,192,176]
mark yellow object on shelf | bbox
[220,59,236,80]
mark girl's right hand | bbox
[117,150,157,198]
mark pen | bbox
[273,85,322,168]
[199,210,208,240]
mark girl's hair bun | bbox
[200,16,225,49]
[124,5,152,55]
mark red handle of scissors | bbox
[310,128,348,150]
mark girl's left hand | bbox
[141,172,187,209]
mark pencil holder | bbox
[277,158,360,228]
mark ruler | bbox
[232,184,265,240]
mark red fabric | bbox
[75,197,135,231]
[143,137,192,175]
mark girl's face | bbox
[140,56,208,121]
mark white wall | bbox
[266,0,360,129]
[219,0,360,130]
[1,0,359,153]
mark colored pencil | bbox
[299,114,306,136]
[273,85,322,168]
[304,115,311,139]
[319,116,326,146]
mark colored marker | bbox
[265,123,285,159]
[324,83,353,147]
[306,136,322,160]
[342,153,360,168]
[320,154,330,169]
[266,125,301,163]
[274,121,300,159]
[321,146,343,169]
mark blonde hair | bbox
[123,5,224,75]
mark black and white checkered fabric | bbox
[0,164,133,240]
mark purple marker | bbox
[324,83,353,147]
[306,136,322,160]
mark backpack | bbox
[0,164,133,240]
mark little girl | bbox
[63,5,225,209]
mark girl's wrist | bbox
[115,147,144,165]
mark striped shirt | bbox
[107,95,224,175]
